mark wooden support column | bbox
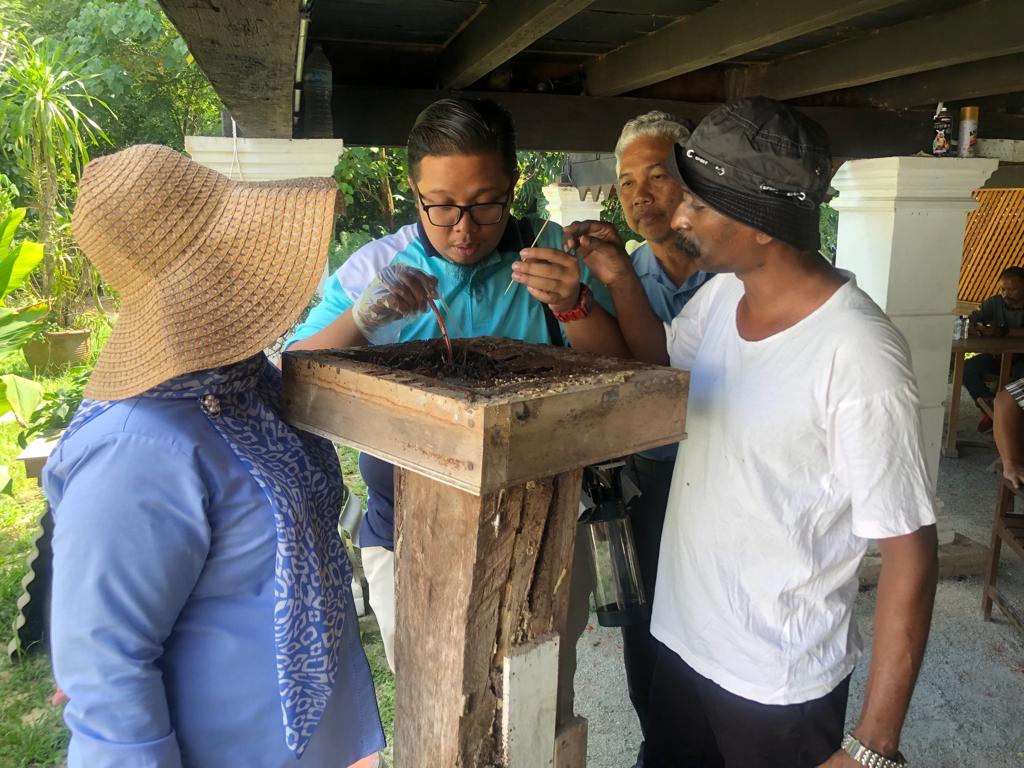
[394,468,581,765]
[282,338,688,766]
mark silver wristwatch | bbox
[842,734,907,767]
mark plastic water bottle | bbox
[302,44,333,138]
[932,102,952,157]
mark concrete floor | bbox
[576,397,1024,768]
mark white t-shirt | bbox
[653,272,937,706]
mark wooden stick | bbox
[503,218,551,295]
[427,296,454,364]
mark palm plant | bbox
[0,31,112,299]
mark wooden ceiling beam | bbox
[331,85,1024,157]
[437,0,595,90]
[159,0,299,138]
[852,54,1024,109]
[584,0,903,97]
[731,0,1024,101]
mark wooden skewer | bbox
[503,218,551,295]
[427,296,454,365]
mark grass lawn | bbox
[0,338,396,765]
[0,411,69,766]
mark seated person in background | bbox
[964,266,1024,431]
[46,145,384,768]
[287,97,626,700]
[994,377,1024,488]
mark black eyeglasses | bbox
[414,184,513,227]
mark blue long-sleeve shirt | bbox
[44,396,384,767]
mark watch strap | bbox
[841,734,906,767]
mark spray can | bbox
[958,106,979,158]
[932,102,952,157]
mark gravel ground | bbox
[576,395,1024,768]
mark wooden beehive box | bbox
[282,337,689,495]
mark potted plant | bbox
[21,207,101,372]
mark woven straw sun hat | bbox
[72,144,337,401]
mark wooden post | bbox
[282,338,688,766]
[393,469,581,764]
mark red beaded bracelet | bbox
[552,283,593,322]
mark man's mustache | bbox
[674,232,700,260]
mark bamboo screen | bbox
[958,188,1024,303]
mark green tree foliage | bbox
[0,0,223,152]
[819,203,838,264]
[512,151,564,219]
[334,147,415,239]
[0,31,111,297]
[61,0,222,149]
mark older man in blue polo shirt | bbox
[561,110,712,767]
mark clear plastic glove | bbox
[352,264,438,344]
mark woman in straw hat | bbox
[43,145,385,767]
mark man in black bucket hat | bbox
[564,98,938,768]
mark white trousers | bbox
[360,546,397,672]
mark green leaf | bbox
[0,207,28,257]
[0,466,12,496]
[0,239,44,297]
[0,374,43,427]
[0,302,49,353]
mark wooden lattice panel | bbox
[959,188,1024,304]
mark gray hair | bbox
[614,111,691,175]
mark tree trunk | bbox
[36,153,57,301]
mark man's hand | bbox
[818,750,858,767]
[562,219,623,252]
[512,247,581,312]
[562,220,634,289]
[352,264,438,343]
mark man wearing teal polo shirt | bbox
[288,98,626,708]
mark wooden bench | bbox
[982,478,1024,635]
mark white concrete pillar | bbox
[542,183,604,227]
[831,157,997,543]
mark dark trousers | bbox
[644,642,851,768]
[623,455,675,752]
[963,353,1024,405]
